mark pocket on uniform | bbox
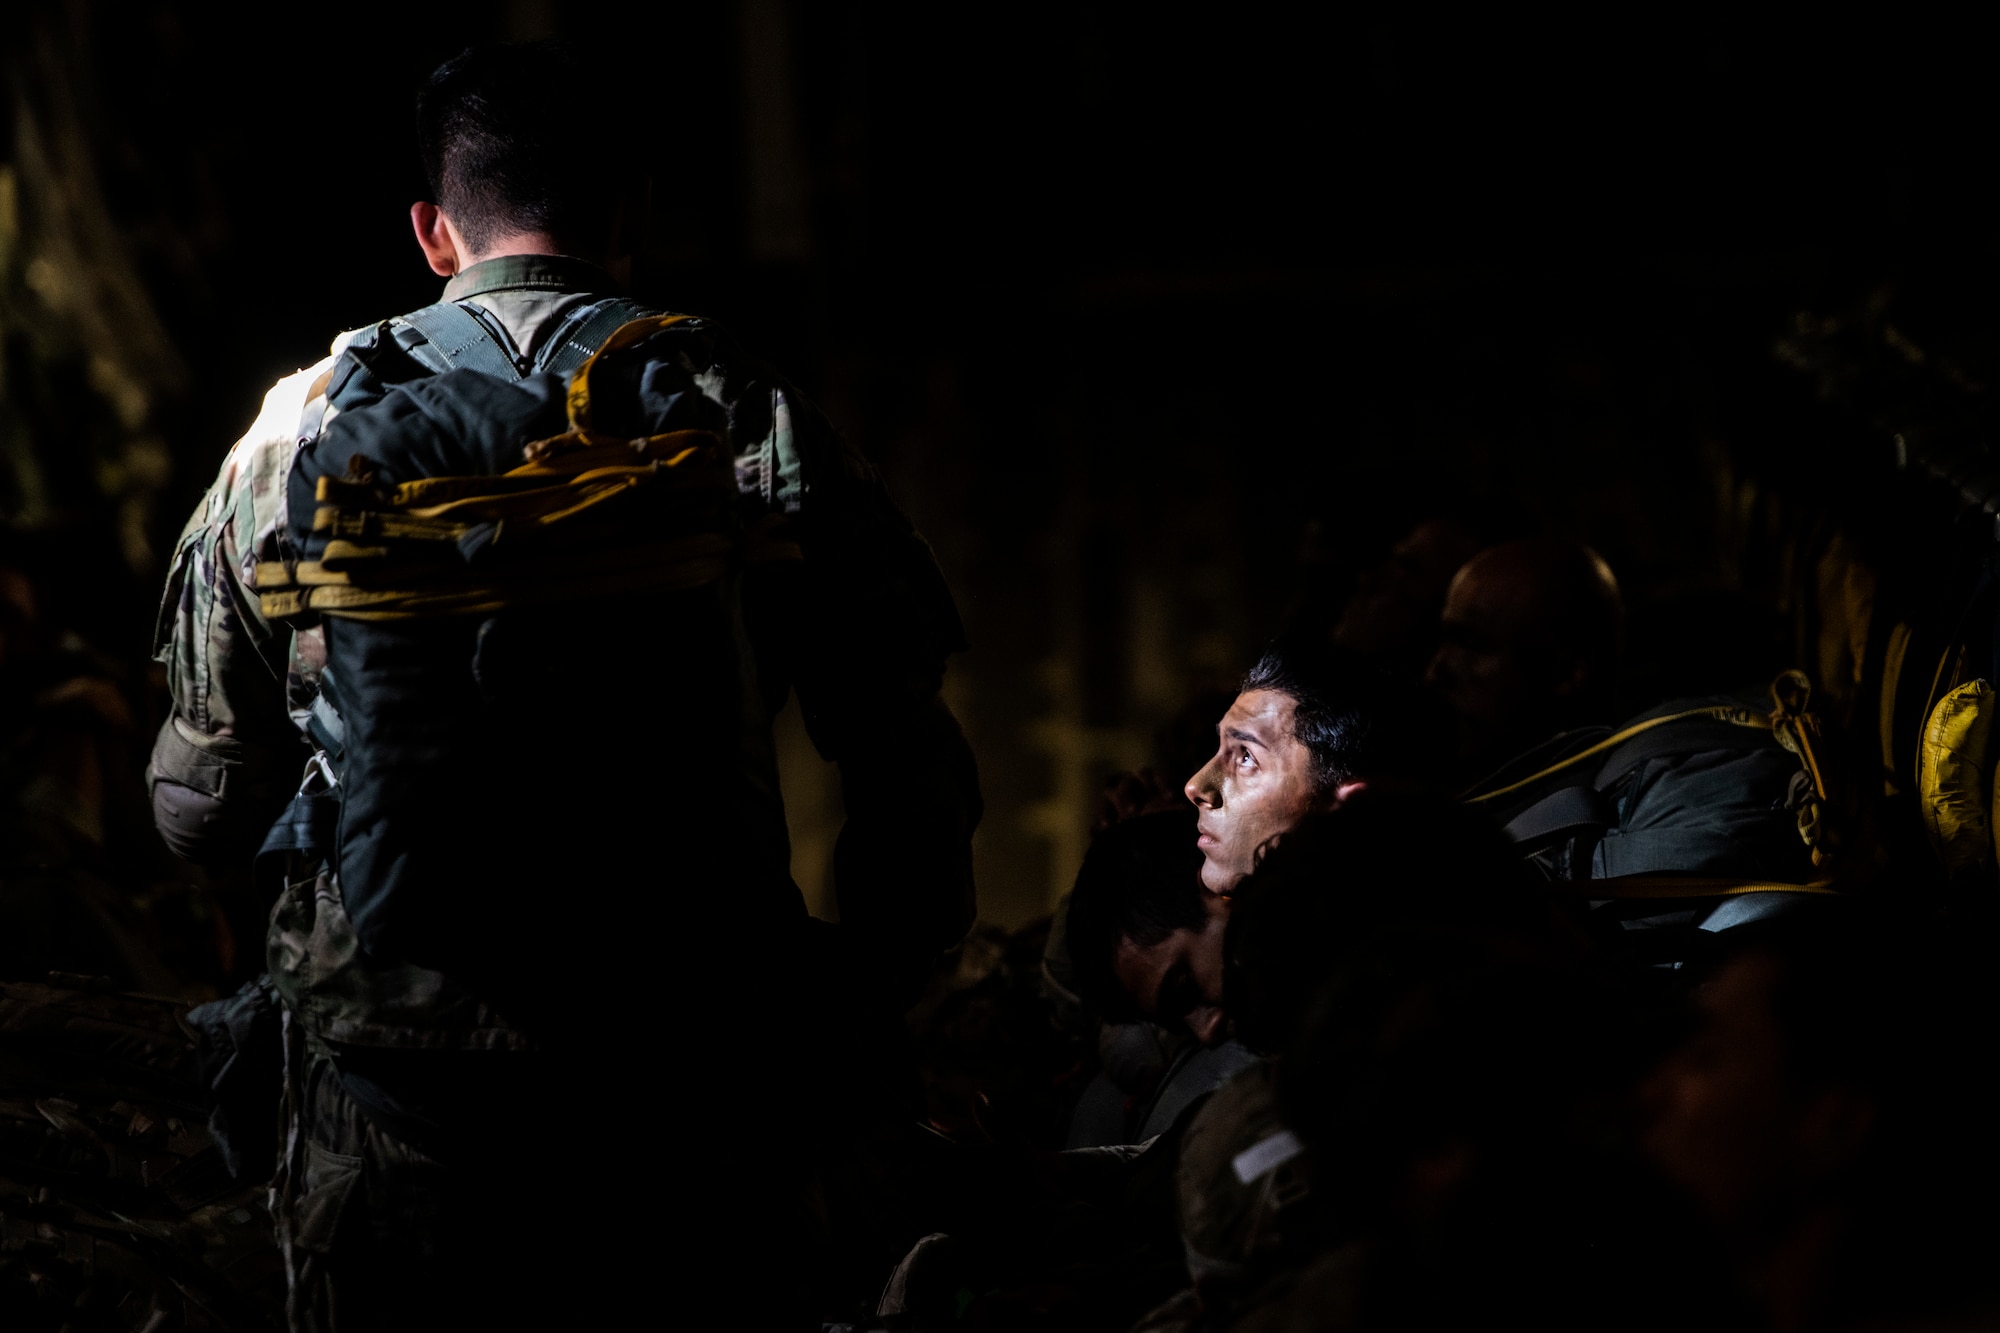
[151,526,203,659]
[289,1139,363,1255]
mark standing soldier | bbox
[150,43,980,1329]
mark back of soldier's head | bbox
[1453,538,1624,683]
[1223,789,1551,1054]
[416,43,627,257]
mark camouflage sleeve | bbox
[148,357,335,865]
[714,358,981,990]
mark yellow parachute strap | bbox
[1766,668,1848,866]
[257,534,734,621]
[1467,670,1827,814]
[1766,669,1828,800]
[257,515,801,621]
[1465,704,1775,806]
[1557,876,1841,900]
[565,314,696,436]
[257,317,805,622]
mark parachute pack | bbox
[253,301,803,1007]
[1467,671,1840,951]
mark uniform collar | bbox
[441,254,618,302]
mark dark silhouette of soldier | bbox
[151,43,979,1330]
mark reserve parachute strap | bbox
[256,538,740,620]
[1465,668,1829,810]
[1465,704,1775,805]
[563,313,705,434]
[1555,875,1841,900]
[257,315,804,622]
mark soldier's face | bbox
[1427,562,1539,727]
[1426,555,1584,756]
[1640,954,1871,1237]
[1184,690,1325,896]
[1111,901,1229,1044]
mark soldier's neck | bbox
[461,231,568,267]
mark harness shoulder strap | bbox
[534,297,662,379]
[395,301,525,381]
[1467,702,1774,806]
[1591,717,1782,791]
[1501,784,1615,850]
[1557,875,1840,900]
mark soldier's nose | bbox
[1187,1004,1227,1045]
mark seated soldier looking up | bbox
[1068,642,1452,1045]
[1126,791,1575,1329]
[1425,537,1623,777]
[1186,642,1443,897]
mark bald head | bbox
[1425,539,1622,761]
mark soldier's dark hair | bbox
[1065,809,1209,1022]
[1238,641,1445,796]
[416,43,625,257]
[1225,790,1542,1055]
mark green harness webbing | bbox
[395,296,657,382]
[538,299,658,379]
[397,302,523,379]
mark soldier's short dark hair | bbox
[1065,809,1209,1022]
[416,43,625,256]
[1225,791,1537,1055]
[1239,642,1444,796]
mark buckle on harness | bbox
[302,749,339,795]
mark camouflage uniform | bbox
[1128,1060,1318,1332]
[151,255,981,1327]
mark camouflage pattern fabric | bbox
[151,253,967,862]
[264,866,530,1052]
[0,979,283,1331]
[147,253,982,1324]
[1120,1061,1317,1331]
[1174,1060,1309,1285]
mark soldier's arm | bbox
[742,378,982,993]
[148,360,332,867]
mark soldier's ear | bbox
[410,202,460,277]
